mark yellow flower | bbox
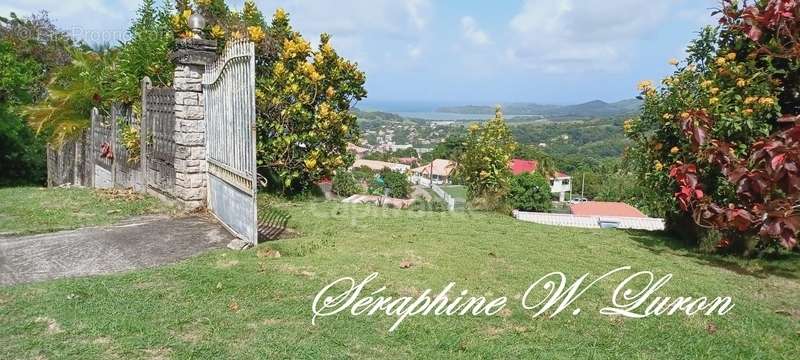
[196,0,212,6]
[759,97,776,106]
[744,96,757,105]
[736,78,747,87]
[726,52,737,60]
[170,15,183,29]
[654,161,664,172]
[341,125,349,133]
[637,80,654,92]
[709,97,720,105]
[326,86,335,98]
[304,158,318,170]
[668,58,679,66]
[210,25,225,39]
[182,9,192,20]
[743,108,754,116]
[274,8,288,21]
[701,80,714,88]
[680,112,690,119]
[670,147,680,155]
[248,26,265,42]
[662,113,674,120]
[180,31,194,39]
[709,87,720,95]
[232,31,244,40]
[715,57,727,66]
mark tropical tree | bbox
[254,10,367,193]
[112,0,175,106]
[25,48,115,145]
[0,12,71,184]
[626,0,800,254]
[459,106,517,209]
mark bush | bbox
[508,173,552,212]
[626,2,800,252]
[331,171,361,197]
[409,198,447,212]
[381,170,411,199]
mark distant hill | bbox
[437,99,642,118]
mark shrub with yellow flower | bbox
[247,26,265,43]
[211,25,225,39]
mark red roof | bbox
[570,202,646,218]
[509,159,539,175]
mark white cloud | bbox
[507,0,673,73]
[460,16,491,46]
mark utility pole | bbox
[581,173,585,198]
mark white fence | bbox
[431,184,456,211]
[513,211,665,231]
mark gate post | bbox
[140,77,151,192]
[169,39,217,209]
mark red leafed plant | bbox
[670,124,800,250]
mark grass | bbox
[0,187,171,235]
[0,199,799,359]
[440,185,467,201]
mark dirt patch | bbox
[34,317,62,335]
[143,348,172,360]
[215,259,240,269]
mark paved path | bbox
[0,215,233,286]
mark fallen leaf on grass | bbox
[399,260,413,269]
[706,322,717,334]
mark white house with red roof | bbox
[509,159,572,202]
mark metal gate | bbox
[141,77,177,198]
[203,40,258,244]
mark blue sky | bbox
[2,0,719,105]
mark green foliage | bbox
[408,197,447,212]
[253,10,367,193]
[508,173,552,212]
[458,107,517,208]
[381,170,411,199]
[25,48,115,145]
[331,170,362,197]
[423,134,466,162]
[626,25,779,220]
[112,0,175,105]
[0,12,71,185]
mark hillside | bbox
[2,199,797,358]
[437,99,642,118]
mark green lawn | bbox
[1,200,799,359]
[0,187,171,235]
[440,185,467,201]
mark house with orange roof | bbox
[411,159,457,185]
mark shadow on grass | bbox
[624,229,800,280]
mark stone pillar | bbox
[170,39,217,209]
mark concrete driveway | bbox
[0,215,233,286]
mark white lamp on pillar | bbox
[188,13,206,39]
